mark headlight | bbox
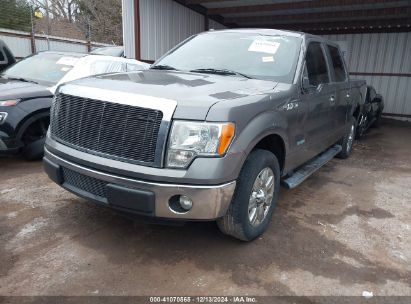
[0,99,20,106]
[166,121,235,168]
[0,112,7,124]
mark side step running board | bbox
[281,144,342,189]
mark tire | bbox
[336,118,356,159]
[21,116,49,161]
[371,112,382,128]
[217,149,281,241]
[23,137,46,160]
[355,114,367,139]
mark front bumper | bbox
[43,148,236,220]
[0,106,27,155]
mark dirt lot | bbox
[1,122,410,297]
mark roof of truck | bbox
[204,28,339,47]
[209,28,305,37]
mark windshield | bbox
[1,53,80,86]
[153,32,302,83]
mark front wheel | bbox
[371,111,382,128]
[217,149,281,241]
[336,118,356,159]
[22,116,49,160]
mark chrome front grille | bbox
[50,93,163,165]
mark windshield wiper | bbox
[4,76,39,84]
[190,68,253,79]
[151,64,178,71]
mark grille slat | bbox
[50,94,163,164]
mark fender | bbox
[229,110,289,173]
[17,96,53,114]
[16,104,51,141]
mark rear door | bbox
[301,41,336,157]
[326,44,350,141]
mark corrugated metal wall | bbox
[324,32,411,120]
[122,0,135,59]
[35,39,87,53]
[0,28,109,59]
[139,0,205,61]
[0,29,32,58]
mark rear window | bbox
[327,45,347,82]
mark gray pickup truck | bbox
[43,29,366,241]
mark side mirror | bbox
[302,76,318,93]
[302,76,310,89]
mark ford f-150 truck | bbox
[43,29,366,241]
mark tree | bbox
[0,0,32,31]
[0,0,122,44]
[30,0,78,22]
[75,0,122,44]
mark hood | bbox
[66,70,277,120]
[0,77,52,101]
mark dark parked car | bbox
[0,52,149,160]
[356,85,384,137]
[90,46,125,57]
[44,29,366,241]
[0,40,16,72]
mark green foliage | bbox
[0,0,32,31]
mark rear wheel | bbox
[355,113,367,139]
[217,149,280,241]
[22,116,49,160]
[337,118,356,159]
[371,111,382,128]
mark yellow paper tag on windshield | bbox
[262,56,274,62]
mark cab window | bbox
[305,42,330,86]
[327,45,347,82]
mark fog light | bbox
[169,195,193,213]
[179,195,193,211]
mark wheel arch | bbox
[16,109,50,141]
[251,133,286,174]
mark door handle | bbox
[330,95,336,105]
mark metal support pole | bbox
[29,6,36,54]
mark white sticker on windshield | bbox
[56,57,79,66]
[262,56,274,62]
[249,39,280,55]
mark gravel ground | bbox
[0,122,410,297]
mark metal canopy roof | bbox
[178,0,411,34]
